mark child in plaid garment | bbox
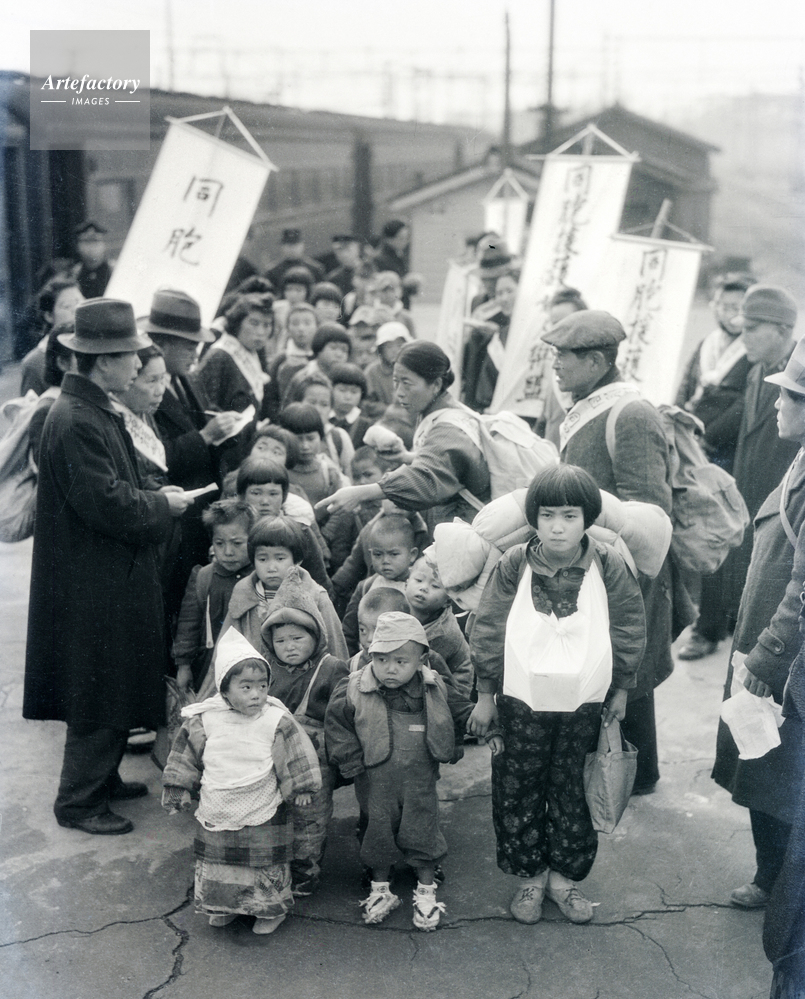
[162,628,321,935]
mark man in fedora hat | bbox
[713,329,805,910]
[264,228,324,290]
[24,299,191,835]
[541,310,674,796]
[142,289,242,620]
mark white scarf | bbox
[112,399,168,472]
[209,332,269,405]
[698,329,746,389]
[559,382,641,452]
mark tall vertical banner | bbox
[106,116,274,325]
[491,152,635,417]
[591,234,710,405]
[433,260,479,402]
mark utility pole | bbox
[543,0,556,150]
[502,11,512,166]
[165,0,175,92]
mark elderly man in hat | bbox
[143,289,242,619]
[24,299,191,835]
[712,293,804,910]
[72,221,112,299]
[541,310,673,795]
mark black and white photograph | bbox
[1,2,804,996]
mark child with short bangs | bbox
[405,554,473,697]
[173,499,256,692]
[326,612,498,931]
[162,628,321,935]
[292,372,354,478]
[278,403,346,514]
[329,363,372,447]
[261,572,349,897]
[341,514,419,654]
[468,465,646,926]
[233,456,332,593]
[322,446,389,574]
[198,517,346,700]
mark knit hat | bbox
[742,285,798,328]
[260,565,327,663]
[369,611,429,653]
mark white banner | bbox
[433,260,479,402]
[484,198,528,258]
[106,119,273,325]
[491,155,634,417]
[591,234,709,406]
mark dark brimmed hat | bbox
[281,228,302,244]
[58,299,153,354]
[541,310,626,350]
[765,337,805,396]
[742,285,798,328]
[138,288,214,343]
[473,244,513,280]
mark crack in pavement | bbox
[507,958,533,999]
[142,887,194,999]
[0,888,193,953]
[621,922,712,998]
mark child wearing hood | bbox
[261,569,350,896]
[162,628,321,935]
[197,517,347,702]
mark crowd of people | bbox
[13,219,805,993]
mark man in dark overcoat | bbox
[144,289,240,622]
[24,299,190,835]
[541,311,674,795]
[713,332,805,910]
[721,286,799,633]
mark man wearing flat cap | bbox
[542,310,673,795]
[24,299,190,835]
[713,325,805,911]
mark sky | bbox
[6,1,805,130]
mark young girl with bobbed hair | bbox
[467,463,646,927]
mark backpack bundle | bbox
[605,398,749,576]
[0,390,55,543]
[417,405,559,511]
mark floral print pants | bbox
[492,695,601,882]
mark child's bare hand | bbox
[602,689,629,728]
[486,735,505,756]
[294,793,313,807]
[162,787,192,814]
[467,693,498,737]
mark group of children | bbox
[161,456,648,939]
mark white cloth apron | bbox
[503,561,612,712]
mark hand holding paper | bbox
[201,406,255,446]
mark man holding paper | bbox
[24,299,191,835]
[713,317,805,911]
[142,289,242,620]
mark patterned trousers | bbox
[492,696,601,882]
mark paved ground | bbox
[0,528,773,999]
[0,299,773,998]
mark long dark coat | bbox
[561,372,674,699]
[712,452,805,824]
[23,373,173,731]
[724,352,799,617]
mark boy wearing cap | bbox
[364,320,413,419]
[325,611,499,931]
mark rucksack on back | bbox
[606,399,749,575]
[0,389,53,543]
[423,406,559,510]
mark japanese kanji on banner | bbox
[491,129,636,418]
[590,233,710,406]
[433,259,479,402]
[106,110,274,325]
